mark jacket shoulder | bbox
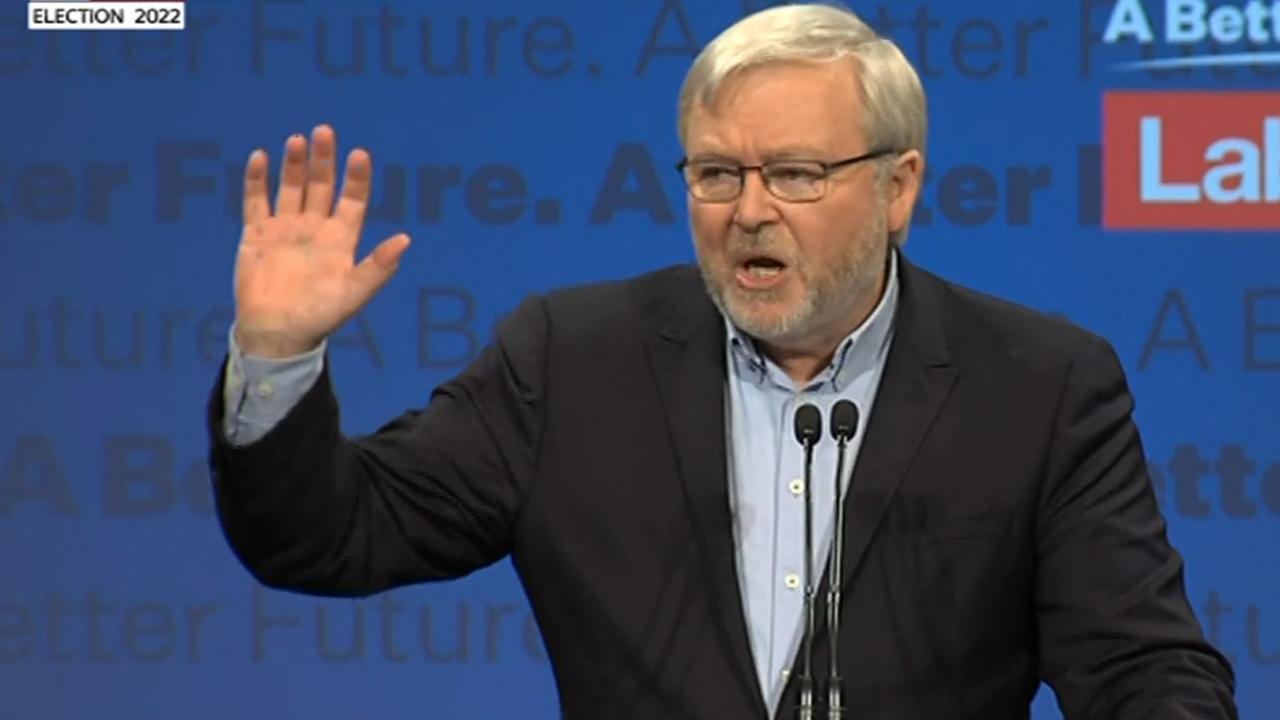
[909,263,1117,371]
[534,264,706,341]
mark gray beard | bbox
[695,214,888,344]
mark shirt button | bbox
[784,573,800,590]
[788,478,804,496]
[255,381,274,398]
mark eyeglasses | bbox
[674,148,898,203]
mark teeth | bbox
[747,265,781,278]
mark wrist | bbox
[233,325,322,359]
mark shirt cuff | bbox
[222,324,326,446]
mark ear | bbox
[885,149,923,234]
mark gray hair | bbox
[677,3,927,246]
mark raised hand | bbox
[233,125,410,358]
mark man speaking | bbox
[206,4,1237,718]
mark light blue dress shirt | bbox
[222,252,898,715]
[724,250,898,713]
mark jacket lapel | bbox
[774,254,960,715]
[837,254,958,595]
[644,270,767,719]
[644,257,959,717]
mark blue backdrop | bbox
[1,1,1276,717]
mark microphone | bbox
[825,400,859,719]
[792,403,822,720]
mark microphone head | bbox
[830,400,859,441]
[794,403,822,446]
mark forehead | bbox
[686,59,865,157]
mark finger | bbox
[334,148,372,232]
[242,148,269,226]
[350,233,410,303]
[304,124,337,217]
[274,133,307,216]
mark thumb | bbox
[351,232,411,301]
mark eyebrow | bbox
[686,146,833,163]
[761,146,830,160]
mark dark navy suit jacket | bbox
[207,255,1236,719]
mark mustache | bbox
[726,230,796,263]
[728,228,780,247]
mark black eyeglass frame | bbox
[674,148,900,203]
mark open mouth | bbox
[735,255,788,289]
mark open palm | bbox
[233,125,410,358]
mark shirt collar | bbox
[725,248,899,393]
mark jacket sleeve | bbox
[205,296,549,598]
[1034,334,1237,719]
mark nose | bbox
[733,168,781,233]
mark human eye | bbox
[696,163,738,182]
[768,163,824,182]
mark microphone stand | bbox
[826,400,859,719]
[793,404,822,720]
